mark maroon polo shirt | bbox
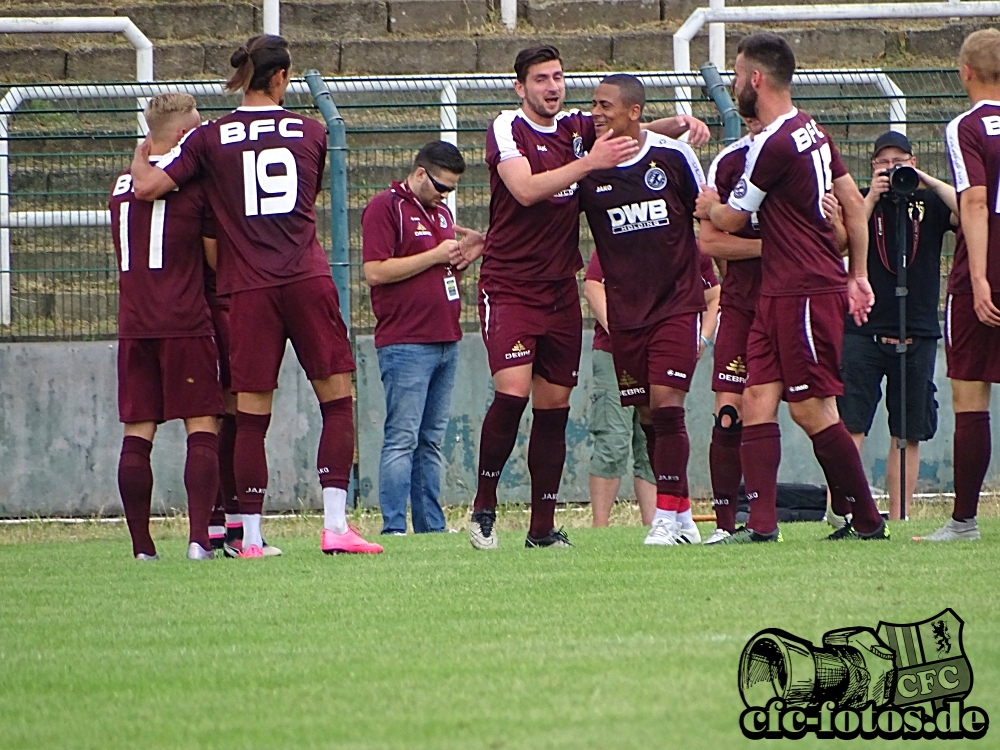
[361,181,462,348]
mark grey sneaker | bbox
[470,508,498,550]
[704,528,732,545]
[186,542,214,560]
[826,511,849,530]
[135,552,159,561]
[912,517,980,542]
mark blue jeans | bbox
[377,342,458,533]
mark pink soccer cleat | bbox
[321,526,384,554]
[239,544,264,558]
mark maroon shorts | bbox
[210,304,231,391]
[945,292,1000,383]
[118,336,224,423]
[477,277,582,387]
[713,306,754,394]
[610,314,701,406]
[229,275,356,393]
[746,292,847,403]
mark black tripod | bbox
[888,190,910,521]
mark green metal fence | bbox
[0,69,970,342]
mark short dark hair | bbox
[227,35,291,93]
[413,141,466,176]
[736,33,795,89]
[514,45,562,83]
[600,73,646,111]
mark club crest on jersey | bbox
[733,177,749,199]
[438,214,448,228]
[644,162,668,191]
[572,132,585,159]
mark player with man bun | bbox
[130,35,382,556]
[110,93,223,560]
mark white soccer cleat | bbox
[470,509,499,550]
[186,542,214,560]
[644,518,678,546]
[674,519,702,544]
[703,528,732,545]
[826,511,849,530]
[262,540,283,557]
[134,552,159,561]
[912,517,980,542]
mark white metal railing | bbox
[0,70,911,325]
[263,0,280,34]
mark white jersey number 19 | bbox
[243,147,298,217]
[811,143,834,218]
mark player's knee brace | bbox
[715,404,743,432]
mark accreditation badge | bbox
[444,272,460,301]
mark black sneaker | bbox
[716,525,782,544]
[826,520,890,541]
[525,527,573,548]
[470,508,498,550]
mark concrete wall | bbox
[3,334,1000,517]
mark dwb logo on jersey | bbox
[606,199,669,234]
[737,610,988,740]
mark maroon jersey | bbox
[584,253,612,352]
[579,133,706,331]
[156,106,331,295]
[728,109,849,298]
[946,101,1000,294]
[483,109,596,287]
[699,251,719,289]
[110,167,214,339]
[361,181,462,348]
[707,135,762,311]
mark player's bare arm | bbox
[642,115,711,147]
[700,283,721,359]
[583,279,610,332]
[698,218,762,260]
[497,129,640,207]
[697,186,751,234]
[203,237,218,271]
[130,138,179,200]
[832,173,875,325]
[364,239,460,286]
[960,186,1000,326]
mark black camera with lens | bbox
[880,164,920,196]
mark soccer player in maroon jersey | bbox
[696,33,889,542]
[578,74,708,545]
[129,35,382,556]
[110,93,223,560]
[466,45,710,549]
[916,29,1000,542]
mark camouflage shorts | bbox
[587,349,654,483]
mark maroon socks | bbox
[218,413,238,515]
[235,411,271,516]
[527,407,570,539]
[118,436,155,557]
[473,392,529,512]
[652,407,689,505]
[741,423,780,535]
[953,411,991,521]
[810,421,881,534]
[184,432,219,549]
[710,425,742,533]
[318,397,354,490]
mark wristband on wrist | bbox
[700,334,711,348]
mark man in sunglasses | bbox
[836,131,957,522]
[362,141,484,535]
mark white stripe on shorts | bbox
[482,290,491,341]
[945,294,953,347]
[804,298,818,364]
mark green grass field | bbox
[1,510,999,749]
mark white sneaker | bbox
[470,509,498,550]
[913,517,980,542]
[262,540,283,557]
[186,542,214,560]
[704,528,732,545]
[644,518,677,546]
[674,520,702,544]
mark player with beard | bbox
[465,45,710,549]
[110,93,223,560]
[915,29,1000,542]
[130,35,382,557]
[696,33,889,543]
[578,74,708,545]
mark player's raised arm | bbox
[642,115,711,147]
[497,129,639,207]
[130,137,179,200]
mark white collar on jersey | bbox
[516,109,559,134]
[615,131,655,168]
[236,104,284,112]
[760,107,799,136]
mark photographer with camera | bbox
[836,132,957,522]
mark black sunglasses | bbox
[425,170,456,194]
